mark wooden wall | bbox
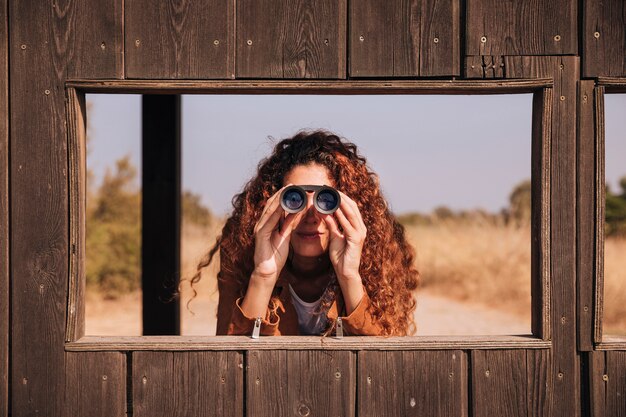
[4,0,626,416]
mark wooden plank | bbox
[142,95,181,335]
[576,80,596,351]
[237,0,346,78]
[464,55,504,79]
[66,78,553,94]
[358,350,467,417]
[67,0,124,78]
[594,86,605,344]
[605,351,626,417]
[133,351,243,416]
[526,349,552,416]
[471,350,528,417]
[349,0,459,77]
[125,0,235,79]
[66,88,87,342]
[466,0,577,55]
[502,55,580,417]
[65,335,553,351]
[583,0,626,77]
[0,0,7,413]
[246,350,355,417]
[10,0,71,414]
[63,352,127,417]
[531,87,552,341]
[587,351,607,417]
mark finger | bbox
[256,203,284,236]
[321,213,343,237]
[333,207,356,237]
[336,192,365,231]
[260,183,293,219]
[278,211,302,238]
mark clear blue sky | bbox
[86,93,626,216]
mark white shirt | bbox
[288,284,329,335]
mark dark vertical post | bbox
[141,95,181,335]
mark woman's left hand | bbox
[322,191,367,282]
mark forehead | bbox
[283,163,334,187]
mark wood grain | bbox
[594,86,606,345]
[65,335,552,351]
[67,0,124,78]
[10,0,71,414]
[358,350,467,417]
[471,350,528,417]
[246,350,355,417]
[67,78,553,94]
[350,0,459,77]
[576,80,596,351]
[133,351,243,417]
[583,0,626,77]
[605,351,626,416]
[66,88,87,342]
[141,95,181,335]
[464,55,504,78]
[531,87,552,341]
[63,352,127,417]
[587,351,606,417]
[125,0,235,79]
[0,0,7,413]
[466,0,577,55]
[237,0,346,78]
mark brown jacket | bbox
[216,271,385,336]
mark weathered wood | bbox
[605,351,626,416]
[583,0,626,77]
[142,95,181,335]
[526,349,552,416]
[595,86,606,344]
[133,351,243,417]
[576,81,596,351]
[587,351,606,417]
[596,335,626,350]
[358,350,467,417]
[10,0,71,414]
[65,335,553,351]
[67,0,124,78]
[466,0,577,55]
[67,78,553,94]
[66,88,87,342]
[349,0,459,77]
[236,0,346,78]
[473,350,552,416]
[246,350,355,417]
[63,352,127,417]
[597,77,626,92]
[501,56,580,417]
[0,0,7,413]
[531,87,552,341]
[125,0,235,79]
[464,55,504,78]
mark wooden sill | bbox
[66,335,550,351]
[596,335,626,350]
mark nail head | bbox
[554,35,561,41]
[594,32,600,39]
[480,36,487,43]
[247,39,253,45]
[433,37,439,43]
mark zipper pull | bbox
[252,317,261,339]
[335,317,343,339]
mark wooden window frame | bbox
[64,79,553,351]
[593,78,626,350]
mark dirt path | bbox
[85,289,529,336]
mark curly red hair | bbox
[192,129,419,335]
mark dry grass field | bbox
[85,219,626,336]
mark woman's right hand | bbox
[251,185,301,287]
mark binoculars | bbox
[280,185,341,215]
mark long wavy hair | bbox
[190,129,419,336]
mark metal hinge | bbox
[335,317,343,339]
[252,317,261,339]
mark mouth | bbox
[296,231,322,240]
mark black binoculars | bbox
[280,185,341,215]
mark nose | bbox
[303,192,320,221]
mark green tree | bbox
[508,179,531,227]
[86,155,141,297]
[182,190,213,227]
[606,176,626,236]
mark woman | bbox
[192,130,419,336]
